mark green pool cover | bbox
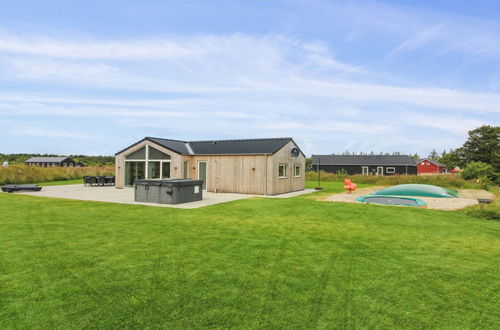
[372,184,458,198]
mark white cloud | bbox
[0,22,499,156]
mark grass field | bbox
[0,165,113,185]
[0,181,498,328]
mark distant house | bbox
[417,159,448,174]
[115,137,305,195]
[25,157,77,167]
[311,155,417,176]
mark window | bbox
[125,147,146,160]
[294,164,301,177]
[162,162,171,178]
[361,166,369,175]
[183,161,189,178]
[386,167,395,174]
[148,146,171,160]
[278,164,287,178]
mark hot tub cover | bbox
[372,184,458,198]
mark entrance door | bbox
[376,166,384,176]
[362,166,369,175]
[125,161,145,186]
[198,161,207,190]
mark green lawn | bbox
[0,182,498,328]
[36,179,83,186]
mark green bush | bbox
[462,162,500,187]
[461,161,497,183]
[0,165,114,185]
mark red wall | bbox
[417,160,446,174]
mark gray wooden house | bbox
[115,137,305,195]
[25,157,77,167]
[311,155,417,176]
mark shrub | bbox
[0,165,114,185]
[335,169,348,177]
[461,161,496,181]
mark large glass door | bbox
[148,161,161,179]
[125,161,145,186]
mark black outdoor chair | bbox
[97,176,106,186]
[104,176,115,186]
[88,176,98,186]
[83,176,90,186]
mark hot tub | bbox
[134,179,203,204]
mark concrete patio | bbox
[13,185,315,209]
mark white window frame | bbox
[293,164,301,177]
[147,145,171,179]
[124,144,172,179]
[278,164,288,178]
[386,167,396,174]
[361,166,369,175]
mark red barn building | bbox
[417,159,448,174]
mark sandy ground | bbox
[8,184,315,209]
[324,186,495,210]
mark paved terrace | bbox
[12,185,315,209]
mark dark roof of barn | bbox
[418,158,447,167]
[116,137,302,156]
[25,157,71,163]
[311,155,417,166]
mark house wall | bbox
[268,141,306,195]
[315,164,417,176]
[115,140,183,188]
[185,155,267,194]
[417,160,447,174]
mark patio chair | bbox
[88,176,98,186]
[104,176,115,186]
[97,176,106,186]
[104,176,112,186]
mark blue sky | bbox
[0,0,499,156]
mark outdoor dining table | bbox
[83,176,115,186]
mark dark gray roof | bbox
[188,138,294,155]
[147,137,191,154]
[312,155,417,166]
[116,137,302,156]
[25,157,71,163]
[418,158,447,167]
